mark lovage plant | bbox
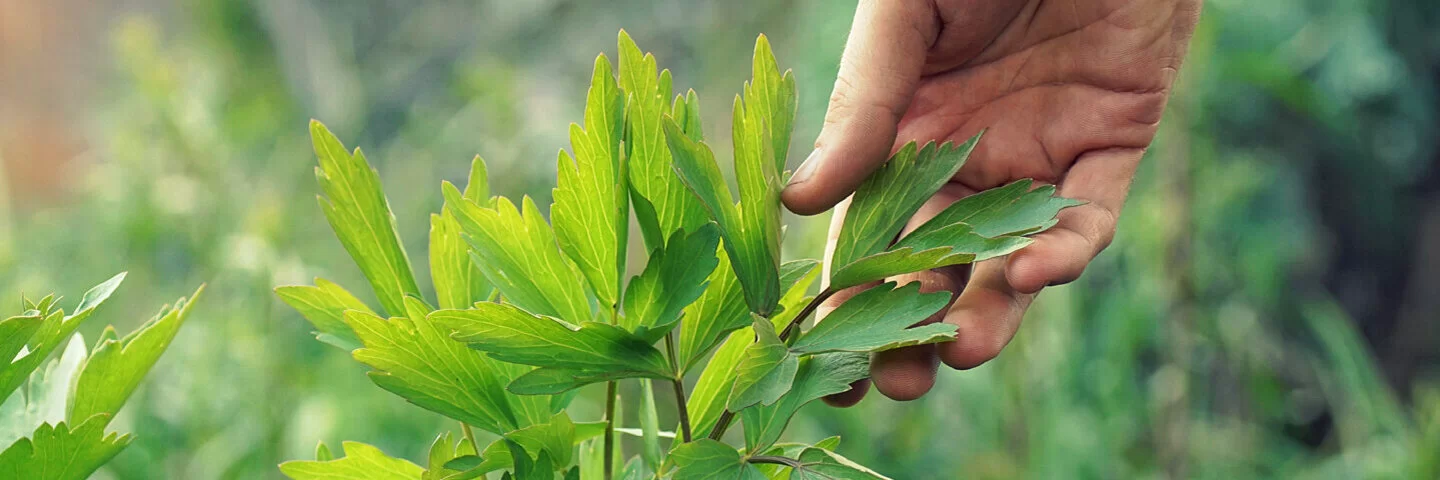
[278,31,1076,479]
[0,273,204,479]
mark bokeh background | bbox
[2,0,1438,478]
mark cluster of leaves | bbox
[278,31,1076,480]
[0,273,204,479]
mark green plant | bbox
[277,31,1076,479]
[0,273,204,479]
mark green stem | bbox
[708,290,836,441]
[664,333,693,443]
[748,455,805,468]
[460,422,478,452]
[603,381,617,480]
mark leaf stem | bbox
[460,422,478,453]
[748,455,804,468]
[709,289,836,441]
[778,288,836,341]
[603,381,617,480]
[664,333,693,443]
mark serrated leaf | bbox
[686,262,818,438]
[907,179,1083,239]
[622,224,721,340]
[316,441,334,461]
[424,432,464,480]
[506,368,637,396]
[431,211,494,311]
[1,274,124,403]
[663,36,794,317]
[506,439,556,480]
[619,31,708,248]
[741,353,869,452]
[443,440,510,480]
[831,138,978,273]
[789,448,891,480]
[68,285,203,428]
[462,155,492,206]
[672,90,704,142]
[0,334,87,448]
[829,221,1036,290]
[680,259,818,371]
[0,315,42,372]
[275,278,372,351]
[666,439,765,480]
[790,282,953,355]
[281,440,424,480]
[506,412,575,468]
[344,310,545,434]
[311,121,422,317]
[727,319,797,411]
[0,414,131,480]
[553,54,627,307]
[432,304,672,387]
[444,186,592,324]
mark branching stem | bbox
[664,333,693,443]
[709,289,837,441]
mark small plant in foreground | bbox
[0,273,204,479]
[277,31,1077,479]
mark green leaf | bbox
[790,282,954,355]
[622,223,721,339]
[0,315,42,373]
[424,432,468,480]
[1,274,125,403]
[727,319,797,411]
[462,155,492,206]
[672,90,704,142]
[506,412,575,468]
[789,448,891,480]
[316,441,334,461]
[344,310,544,434]
[638,380,662,474]
[443,440,511,479]
[741,353,869,452]
[686,261,818,438]
[831,138,978,272]
[746,35,797,175]
[507,368,637,396]
[619,457,654,480]
[68,285,203,428]
[432,304,672,386]
[280,440,424,480]
[619,31,708,247]
[0,334,87,448]
[506,439,556,480]
[0,414,131,480]
[680,259,818,371]
[444,186,592,324]
[666,439,765,480]
[663,36,793,317]
[275,278,373,351]
[828,223,1036,291]
[552,54,627,307]
[431,210,494,311]
[906,179,1083,239]
[310,121,422,317]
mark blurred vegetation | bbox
[0,0,1436,478]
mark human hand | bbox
[782,0,1202,404]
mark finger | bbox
[1006,147,1140,294]
[869,190,970,400]
[818,281,878,407]
[871,265,965,400]
[937,258,1035,370]
[818,198,878,407]
[781,0,938,215]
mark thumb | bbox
[781,0,936,216]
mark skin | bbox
[781,0,1203,404]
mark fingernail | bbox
[788,148,821,186]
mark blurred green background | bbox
[1,0,1437,478]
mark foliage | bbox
[277,31,1073,479]
[0,274,203,479]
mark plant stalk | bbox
[603,381,617,480]
[460,422,478,453]
[664,333,693,443]
[748,455,805,468]
[710,289,836,441]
